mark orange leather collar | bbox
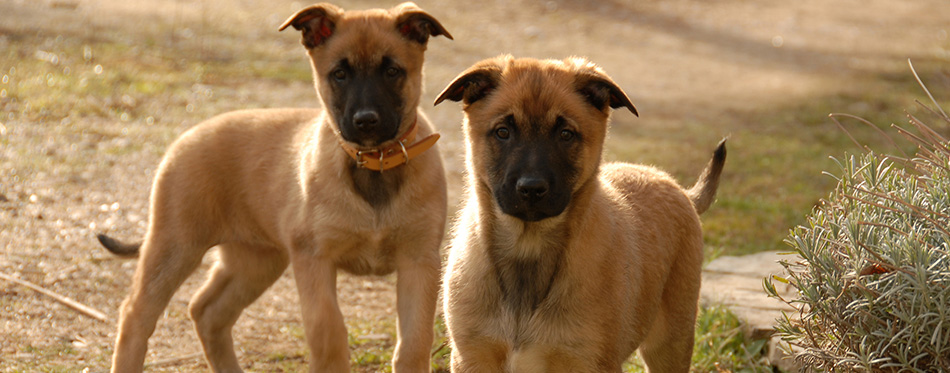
[337,119,440,171]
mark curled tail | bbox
[96,234,142,258]
[687,139,726,215]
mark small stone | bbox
[768,336,803,371]
[358,333,390,341]
[523,26,543,39]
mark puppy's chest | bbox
[292,212,402,276]
[331,229,399,276]
[348,164,406,208]
[298,169,414,275]
[493,257,557,315]
[487,240,566,340]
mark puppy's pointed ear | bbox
[279,3,343,49]
[566,57,638,116]
[434,63,502,106]
[577,77,638,117]
[393,2,453,45]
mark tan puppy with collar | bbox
[436,56,725,372]
[96,3,451,372]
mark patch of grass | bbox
[240,60,312,84]
[425,305,771,372]
[2,40,174,123]
[343,314,452,372]
[607,62,950,256]
[0,21,308,130]
[621,305,772,372]
[248,315,449,372]
[431,316,452,372]
[347,318,396,373]
[0,24,310,180]
[691,305,770,372]
[262,350,308,372]
[279,323,306,342]
[5,342,89,373]
[21,343,77,357]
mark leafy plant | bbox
[766,62,950,372]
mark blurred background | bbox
[1,0,948,370]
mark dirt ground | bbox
[1,0,949,371]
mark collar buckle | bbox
[398,140,410,165]
[355,150,369,168]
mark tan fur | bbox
[438,56,725,372]
[102,3,449,372]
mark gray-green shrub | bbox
[766,67,950,372]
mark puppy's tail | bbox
[687,139,727,215]
[96,234,142,258]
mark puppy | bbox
[435,55,725,372]
[96,3,451,372]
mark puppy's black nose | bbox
[353,110,379,131]
[516,177,548,202]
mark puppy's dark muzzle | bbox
[340,108,399,146]
[496,174,567,222]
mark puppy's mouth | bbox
[505,208,562,222]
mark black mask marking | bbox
[328,57,406,146]
[489,116,579,222]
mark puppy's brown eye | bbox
[385,67,401,77]
[332,69,346,81]
[560,129,575,141]
[495,127,510,140]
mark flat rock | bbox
[700,251,801,370]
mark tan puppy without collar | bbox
[435,55,725,372]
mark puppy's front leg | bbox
[393,252,440,372]
[291,249,349,373]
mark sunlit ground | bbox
[1,0,949,371]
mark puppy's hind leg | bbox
[638,265,701,373]
[189,243,289,372]
[111,234,210,373]
[637,309,695,373]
